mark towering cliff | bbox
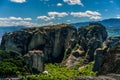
[1,24,77,62]
[99,37,120,74]
[63,23,108,68]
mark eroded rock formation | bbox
[24,50,44,73]
[63,23,108,68]
[99,37,120,74]
[1,24,77,63]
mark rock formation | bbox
[99,37,120,74]
[63,22,108,68]
[24,50,44,73]
[92,37,120,76]
[1,24,77,63]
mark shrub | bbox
[78,62,97,76]
[24,63,96,80]
[0,50,29,77]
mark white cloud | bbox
[0,18,8,21]
[57,3,63,6]
[116,15,120,19]
[70,10,101,20]
[37,12,68,21]
[48,12,68,17]
[0,17,32,21]
[37,16,54,21]
[24,18,32,20]
[63,0,83,6]
[9,16,23,20]
[0,20,39,27]
[90,16,101,20]
[10,0,26,3]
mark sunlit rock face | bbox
[1,24,77,63]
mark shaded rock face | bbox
[78,23,107,62]
[64,23,107,68]
[24,50,44,73]
[93,37,120,74]
[100,42,120,74]
[1,24,77,63]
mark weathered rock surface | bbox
[63,23,108,68]
[24,50,44,73]
[92,37,120,76]
[1,24,77,63]
[99,38,120,74]
[63,45,85,68]
[79,23,107,62]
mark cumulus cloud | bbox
[9,16,23,20]
[48,12,68,17]
[37,16,54,21]
[57,3,63,6]
[37,12,68,21]
[63,0,83,6]
[0,17,32,21]
[70,11,101,20]
[10,0,26,3]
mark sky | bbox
[0,0,120,27]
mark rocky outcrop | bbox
[1,24,77,63]
[93,37,120,74]
[63,23,108,68]
[99,37,120,74]
[78,23,107,62]
[24,50,44,73]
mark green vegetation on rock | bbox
[0,50,31,77]
[23,62,96,80]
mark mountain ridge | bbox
[72,18,120,27]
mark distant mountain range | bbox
[72,18,120,27]
[72,18,120,37]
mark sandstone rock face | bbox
[1,24,77,62]
[24,50,44,73]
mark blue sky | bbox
[0,0,120,27]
